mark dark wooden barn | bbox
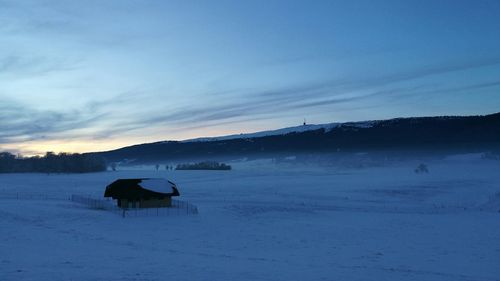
[104,178,180,208]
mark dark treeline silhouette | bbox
[176,161,231,170]
[0,152,106,173]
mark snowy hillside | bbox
[182,121,377,143]
[182,123,340,142]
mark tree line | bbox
[176,161,231,170]
[0,152,107,173]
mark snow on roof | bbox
[138,178,176,194]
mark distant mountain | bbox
[181,120,376,143]
[91,113,500,163]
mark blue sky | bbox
[1,0,500,154]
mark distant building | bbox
[104,178,180,208]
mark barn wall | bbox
[139,198,172,208]
[118,198,172,208]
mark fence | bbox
[70,194,198,217]
[70,194,119,210]
[0,192,70,201]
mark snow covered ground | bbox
[1,154,500,281]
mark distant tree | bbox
[415,163,429,174]
[0,151,106,173]
[0,152,17,172]
[110,162,117,171]
[155,164,159,171]
[176,161,231,170]
[481,152,500,160]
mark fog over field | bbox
[1,153,499,281]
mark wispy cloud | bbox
[0,55,79,78]
[365,57,500,87]
[1,57,500,150]
[0,89,156,145]
[0,100,104,144]
[82,77,500,141]
[125,57,500,127]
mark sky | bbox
[1,0,500,155]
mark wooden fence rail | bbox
[70,194,198,217]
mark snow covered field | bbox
[1,154,500,281]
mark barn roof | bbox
[104,178,180,200]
